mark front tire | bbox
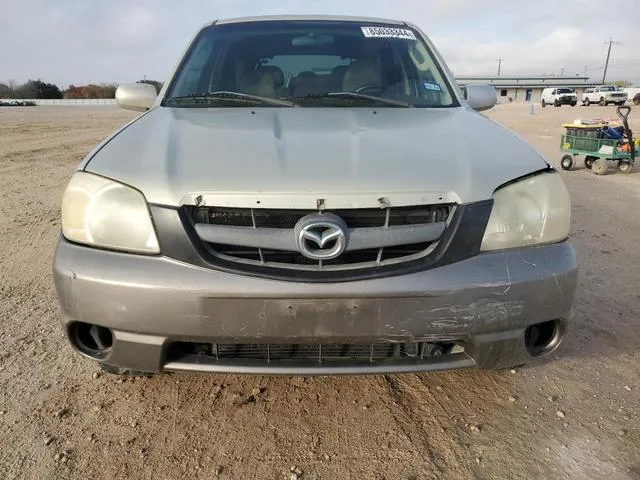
[571,102,577,107]
[560,155,574,170]
[599,97,606,106]
[618,161,632,173]
[593,158,609,175]
[554,100,560,107]
[584,98,590,106]
[541,100,546,108]
[585,156,598,169]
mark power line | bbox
[606,64,640,69]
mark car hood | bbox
[84,106,549,208]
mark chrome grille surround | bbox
[184,204,455,271]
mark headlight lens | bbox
[61,172,160,254]
[481,172,570,251]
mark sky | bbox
[1,0,640,88]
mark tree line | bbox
[0,79,163,99]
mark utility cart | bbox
[559,106,637,175]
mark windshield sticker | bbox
[423,82,442,92]
[361,27,417,40]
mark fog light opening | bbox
[70,322,113,359]
[525,320,564,357]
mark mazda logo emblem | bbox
[294,213,348,260]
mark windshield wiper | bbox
[290,92,413,108]
[165,91,294,107]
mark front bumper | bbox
[53,238,578,375]
[557,96,577,104]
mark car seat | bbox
[259,66,286,97]
[329,65,348,92]
[237,70,276,98]
[342,60,382,92]
[290,71,320,97]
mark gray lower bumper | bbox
[53,238,578,374]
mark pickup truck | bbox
[582,86,627,106]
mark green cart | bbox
[559,106,636,175]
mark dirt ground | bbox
[0,104,638,480]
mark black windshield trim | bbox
[165,91,294,107]
[287,92,414,108]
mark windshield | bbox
[557,88,574,94]
[600,86,616,91]
[165,21,458,108]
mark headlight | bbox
[481,172,570,251]
[61,172,160,254]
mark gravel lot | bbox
[0,104,638,480]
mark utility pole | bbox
[560,66,564,76]
[602,38,619,84]
[584,66,588,77]
[497,58,503,76]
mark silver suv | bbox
[53,16,577,375]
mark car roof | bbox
[214,15,406,26]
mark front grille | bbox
[170,342,455,362]
[211,243,431,265]
[184,204,454,271]
[192,205,452,229]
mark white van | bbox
[541,88,578,107]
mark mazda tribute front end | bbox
[53,16,577,375]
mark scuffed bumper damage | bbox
[53,238,577,375]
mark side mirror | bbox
[115,83,158,112]
[463,84,497,112]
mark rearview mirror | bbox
[463,84,497,112]
[292,33,335,46]
[115,83,158,112]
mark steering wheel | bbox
[354,84,385,95]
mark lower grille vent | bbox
[169,342,456,363]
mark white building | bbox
[456,76,598,104]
